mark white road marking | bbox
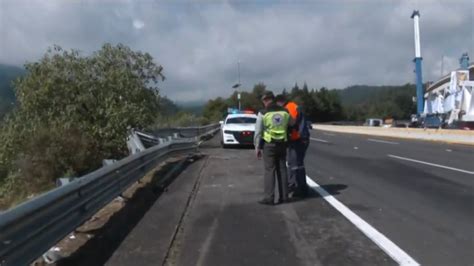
[445,149,452,152]
[388,154,474,175]
[306,176,419,266]
[367,138,399,145]
[310,137,329,143]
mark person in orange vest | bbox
[275,94,310,198]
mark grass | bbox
[0,172,55,210]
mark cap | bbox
[261,91,275,100]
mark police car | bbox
[221,112,257,148]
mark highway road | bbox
[104,130,473,266]
[306,129,474,266]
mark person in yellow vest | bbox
[254,91,294,205]
[276,94,310,198]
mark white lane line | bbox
[367,138,399,145]
[388,154,474,175]
[310,137,330,143]
[306,176,419,266]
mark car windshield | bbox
[226,117,256,124]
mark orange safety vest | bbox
[285,101,300,141]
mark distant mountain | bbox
[176,100,205,115]
[338,85,410,105]
[0,64,24,118]
[175,100,206,107]
[337,84,417,120]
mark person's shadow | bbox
[289,184,348,203]
[318,184,348,196]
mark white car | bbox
[221,113,257,148]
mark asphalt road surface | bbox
[307,129,474,266]
[107,130,473,266]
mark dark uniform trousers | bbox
[263,142,288,202]
[287,139,309,196]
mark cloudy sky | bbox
[0,0,472,102]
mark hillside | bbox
[0,64,24,118]
[337,84,417,120]
[176,101,205,115]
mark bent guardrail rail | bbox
[0,124,220,266]
[153,123,220,138]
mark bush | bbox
[16,126,100,183]
[0,44,165,208]
[0,173,34,210]
[152,111,210,128]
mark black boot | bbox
[258,198,274,205]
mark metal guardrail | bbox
[0,124,220,266]
[127,123,220,154]
[136,131,161,149]
[153,124,219,138]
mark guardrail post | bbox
[0,123,221,266]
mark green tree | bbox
[159,96,179,116]
[202,82,268,121]
[290,82,300,99]
[252,82,266,97]
[241,83,267,111]
[203,97,228,122]
[287,85,344,122]
[0,43,165,185]
[302,82,309,94]
[338,84,416,121]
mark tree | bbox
[202,82,269,121]
[284,84,344,122]
[252,82,266,97]
[159,96,179,116]
[302,82,309,94]
[290,82,300,99]
[203,97,228,122]
[338,84,417,121]
[0,43,165,184]
[242,82,267,111]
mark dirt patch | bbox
[31,155,200,266]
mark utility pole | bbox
[411,10,424,115]
[237,61,241,110]
[231,61,242,111]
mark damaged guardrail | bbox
[0,123,220,266]
[153,124,220,138]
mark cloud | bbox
[133,19,145,30]
[0,0,472,102]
